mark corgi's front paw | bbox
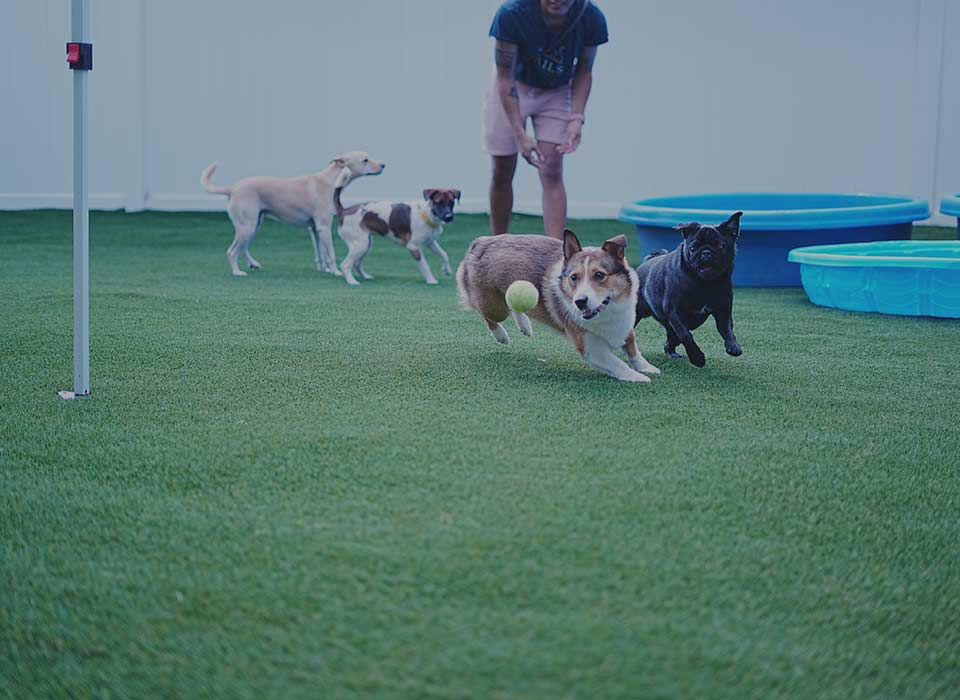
[630,359,660,375]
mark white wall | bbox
[1,0,956,224]
[936,0,960,220]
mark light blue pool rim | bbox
[941,193,960,217]
[619,193,930,231]
[788,241,960,270]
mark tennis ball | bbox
[505,280,539,313]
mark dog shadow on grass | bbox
[473,344,755,396]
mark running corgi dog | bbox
[456,230,660,382]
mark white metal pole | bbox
[71,0,90,397]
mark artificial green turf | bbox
[2,210,958,699]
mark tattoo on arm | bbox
[495,48,515,69]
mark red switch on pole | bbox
[66,42,92,70]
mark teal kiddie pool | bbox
[619,193,930,287]
[941,193,960,236]
[787,241,960,318]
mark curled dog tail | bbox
[200,162,231,196]
[642,249,669,263]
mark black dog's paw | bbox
[726,343,742,357]
[688,348,706,368]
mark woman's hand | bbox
[557,114,584,155]
[517,131,542,168]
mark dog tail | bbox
[642,249,669,263]
[455,260,472,310]
[334,186,345,224]
[200,162,231,196]
[455,240,481,311]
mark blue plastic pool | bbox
[619,193,930,287]
[787,241,960,318]
[941,193,960,236]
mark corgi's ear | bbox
[601,234,627,261]
[562,229,582,262]
[334,165,352,189]
[674,222,700,239]
[720,211,743,237]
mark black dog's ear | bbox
[674,222,700,239]
[601,234,627,261]
[719,211,743,237]
[562,229,582,262]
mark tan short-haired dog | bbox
[201,151,385,276]
[457,230,660,382]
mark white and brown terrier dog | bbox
[457,230,660,382]
[334,188,461,286]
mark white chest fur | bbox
[581,299,634,342]
[409,202,443,245]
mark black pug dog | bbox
[635,211,743,368]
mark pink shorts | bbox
[483,76,572,156]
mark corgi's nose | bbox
[574,297,589,310]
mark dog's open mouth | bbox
[699,265,729,280]
[581,296,611,320]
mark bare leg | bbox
[489,154,518,235]
[537,140,566,239]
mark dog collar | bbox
[421,210,439,229]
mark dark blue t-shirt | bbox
[489,0,608,89]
